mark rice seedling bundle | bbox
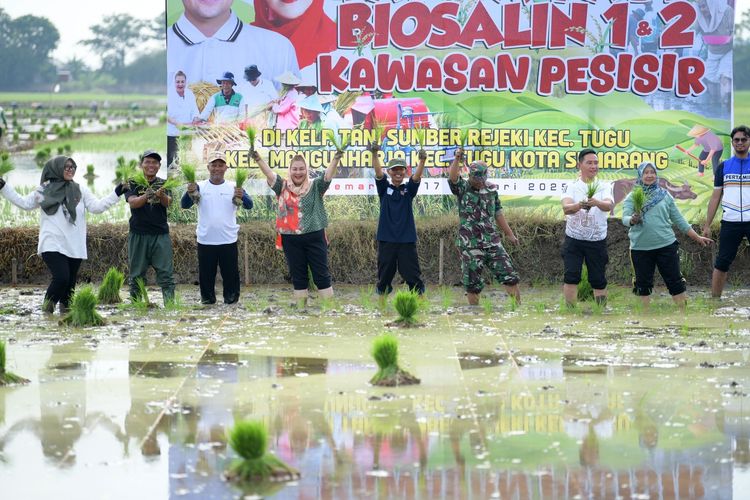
[631,185,646,214]
[97,267,124,304]
[369,334,420,386]
[62,285,105,327]
[393,290,420,326]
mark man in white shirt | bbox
[167,70,200,167]
[238,64,277,118]
[167,0,299,90]
[180,144,253,304]
[560,149,614,307]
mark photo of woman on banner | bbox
[696,0,734,106]
[270,71,301,131]
[167,0,299,89]
[251,0,337,71]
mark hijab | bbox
[636,161,667,215]
[40,156,82,224]
[252,0,337,68]
[283,158,312,197]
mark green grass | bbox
[0,92,163,104]
[45,125,164,153]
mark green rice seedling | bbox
[246,125,258,153]
[392,290,420,326]
[414,125,427,149]
[131,277,151,311]
[325,129,350,153]
[226,420,299,482]
[233,168,248,206]
[164,290,185,311]
[534,301,546,313]
[560,296,579,313]
[631,185,646,215]
[480,295,493,314]
[181,160,201,204]
[62,285,105,327]
[0,152,14,178]
[370,334,420,386]
[97,267,124,304]
[577,265,594,302]
[359,285,376,310]
[114,159,137,184]
[85,164,95,176]
[591,299,605,315]
[457,128,470,148]
[0,341,30,386]
[585,180,600,201]
[508,295,518,312]
[370,120,386,148]
[181,162,197,184]
[319,296,339,313]
[157,177,182,192]
[440,286,453,309]
[131,170,151,190]
[307,267,318,292]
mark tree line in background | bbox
[1,7,749,94]
[0,9,165,93]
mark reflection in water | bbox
[0,328,745,498]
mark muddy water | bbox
[1,285,749,499]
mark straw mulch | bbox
[0,220,726,286]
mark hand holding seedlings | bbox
[630,213,642,225]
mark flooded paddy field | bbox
[1,285,749,499]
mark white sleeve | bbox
[199,96,216,121]
[82,185,120,214]
[0,183,42,210]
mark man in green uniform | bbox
[448,148,521,305]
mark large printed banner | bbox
[166,0,735,219]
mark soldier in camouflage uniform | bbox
[448,148,521,305]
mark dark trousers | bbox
[630,241,685,296]
[281,230,331,290]
[561,236,609,289]
[698,149,722,174]
[376,241,425,294]
[198,242,240,304]
[715,221,750,272]
[167,135,178,168]
[41,252,82,307]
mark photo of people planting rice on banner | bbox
[1,0,750,497]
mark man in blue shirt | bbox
[370,145,426,295]
[702,125,750,297]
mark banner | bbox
[166,0,735,220]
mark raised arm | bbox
[252,150,277,187]
[82,185,120,214]
[324,150,343,182]
[0,183,41,211]
[370,143,383,180]
[412,149,427,183]
[449,148,463,183]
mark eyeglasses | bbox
[732,137,749,143]
[63,164,77,172]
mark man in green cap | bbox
[448,148,521,305]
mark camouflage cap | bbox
[469,161,488,179]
